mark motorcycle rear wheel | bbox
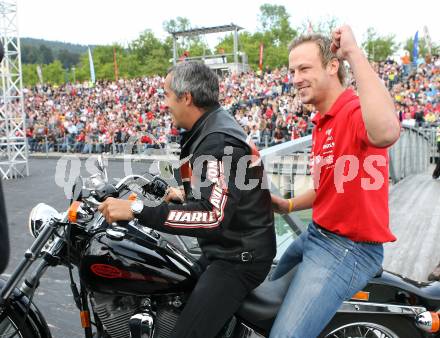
[0,306,38,338]
[319,314,423,338]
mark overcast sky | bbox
[17,0,439,50]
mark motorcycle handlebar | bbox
[89,174,169,205]
[115,175,169,198]
[93,184,119,202]
[114,175,151,192]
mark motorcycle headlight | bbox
[28,203,61,238]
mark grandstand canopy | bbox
[170,24,243,38]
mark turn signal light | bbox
[68,201,81,223]
[128,193,138,201]
[80,311,91,328]
[351,291,370,301]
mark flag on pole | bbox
[36,65,43,84]
[307,21,313,34]
[88,47,96,83]
[113,47,119,81]
[259,43,264,71]
[423,26,432,56]
[412,31,419,66]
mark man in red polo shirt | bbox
[270,26,400,338]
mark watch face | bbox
[132,200,143,214]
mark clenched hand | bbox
[331,25,362,61]
[98,197,134,224]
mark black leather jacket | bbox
[137,106,276,263]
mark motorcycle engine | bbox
[90,292,183,338]
[152,306,180,338]
[91,293,140,338]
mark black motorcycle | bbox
[1,157,440,338]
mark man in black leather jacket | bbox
[99,61,276,338]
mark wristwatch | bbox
[130,200,144,217]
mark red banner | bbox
[259,44,264,71]
[113,47,119,81]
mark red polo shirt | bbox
[311,89,396,243]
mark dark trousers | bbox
[433,159,440,179]
[433,144,440,179]
[170,259,271,338]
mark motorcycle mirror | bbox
[158,161,174,180]
[95,155,103,171]
[70,176,84,205]
[95,155,108,183]
[82,189,91,199]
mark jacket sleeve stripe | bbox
[164,185,228,228]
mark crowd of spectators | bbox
[22,54,439,155]
[372,55,440,127]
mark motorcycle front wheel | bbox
[319,314,423,338]
[0,306,38,338]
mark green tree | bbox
[254,4,297,69]
[299,17,340,36]
[57,49,80,68]
[90,46,117,80]
[131,30,164,60]
[130,30,171,75]
[21,45,40,64]
[22,64,39,86]
[163,16,191,34]
[118,52,143,78]
[75,53,92,83]
[163,16,193,52]
[41,60,65,84]
[258,4,290,32]
[258,4,296,46]
[39,44,54,64]
[362,27,398,62]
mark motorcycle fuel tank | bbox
[79,225,199,296]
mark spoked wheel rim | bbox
[0,314,24,338]
[324,322,399,338]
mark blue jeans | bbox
[269,222,384,338]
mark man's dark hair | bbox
[167,61,219,109]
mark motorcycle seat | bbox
[236,266,298,331]
[237,266,383,331]
[370,270,440,303]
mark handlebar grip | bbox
[116,221,130,228]
[143,177,169,198]
[94,184,119,202]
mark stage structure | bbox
[170,23,249,74]
[0,0,28,179]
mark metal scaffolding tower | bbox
[0,0,28,179]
